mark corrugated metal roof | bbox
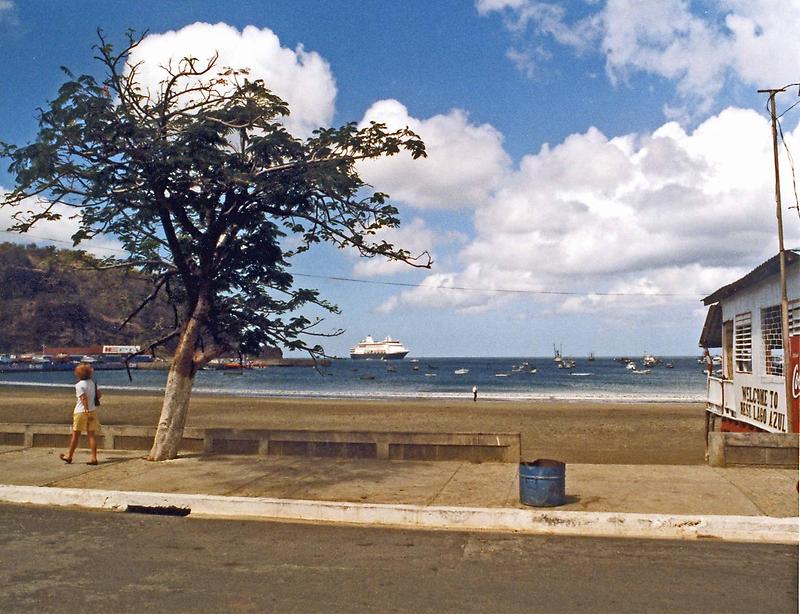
[702,249,799,306]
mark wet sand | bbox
[0,386,706,464]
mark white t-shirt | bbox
[74,380,96,414]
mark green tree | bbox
[1,31,429,460]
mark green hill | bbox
[0,242,174,353]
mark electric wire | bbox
[776,115,800,220]
[0,229,707,299]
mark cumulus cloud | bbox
[128,22,337,137]
[377,263,526,315]
[0,190,124,257]
[357,100,511,209]
[477,0,800,119]
[0,0,18,25]
[379,107,800,315]
[351,217,464,277]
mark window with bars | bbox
[734,312,752,373]
[760,305,783,376]
[790,300,799,337]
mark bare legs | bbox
[87,431,97,464]
[61,430,97,464]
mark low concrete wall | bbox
[708,432,799,468]
[0,424,521,463]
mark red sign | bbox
[790,335,799,433]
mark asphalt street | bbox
[0,503,796,613]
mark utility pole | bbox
[758,85,798,434]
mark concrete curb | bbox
[0,484,796,544]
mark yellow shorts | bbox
[72,411,101,433]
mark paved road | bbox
[0,504,796,613]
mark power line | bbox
[0,229,706,298]
[293,273,704,298]
[0,230,127,254]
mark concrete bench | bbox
[0,424,521,463]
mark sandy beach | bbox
[0,385,706,464]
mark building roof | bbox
[698,303,722,348]
[702,249,800,306]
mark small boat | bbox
[665,362,674,369]
[642,353,661,367]
[625,362,637,370]
[495,372,509,377]
[631,369,651,375]
[570,372,592,377]
[412,365,420,371]
[529,368,537,374]
[386,366,396,373]
[454,368,469,375]
[424,372,437,377]
[359,374,376,380]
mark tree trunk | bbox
[147,297,208,461]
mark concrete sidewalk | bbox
[0,445,797,543]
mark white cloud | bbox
[357,99,511,209]
[377,263,523,315]
[723,0,800,87]
[379,107,800,315]
[0,190,124,257]
[128,22,337,138]
[351,217,464,277]
[0,0,17,24]
[477,0,800,119]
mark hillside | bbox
[0,242,175,353]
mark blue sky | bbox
[1,1,799,357]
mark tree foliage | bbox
[1,30,430,367]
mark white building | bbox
[700,250,799,434]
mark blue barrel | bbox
[519,459,566,507]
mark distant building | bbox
[699,250,799,433]
[43,346,104,357]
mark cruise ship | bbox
[350,336,409,360]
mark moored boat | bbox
[350,335,409,360]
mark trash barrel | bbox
[519,459,566,507]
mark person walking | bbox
[472,385,478,402]
[60,363,101,465]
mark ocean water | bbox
[0,356,706,402]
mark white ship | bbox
[350,335,409,360]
